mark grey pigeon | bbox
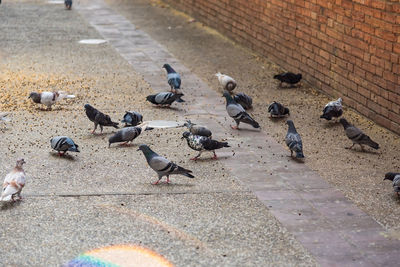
[182,132,229,160]
[339,118,379,150]
[183,120,212,138]
[234,93,253,110]
[285,120,304,158]
[50,136,80,156]
[268,101,290,117]
[320,98,343,121]
[222,91,260,129]
[84,104,119,134]
[146,92,184,106]
[121,111,143,127]
[65,0,72,9]
[163,64,184,102]
[273,72,302,87]
[384,172,400,197]
[109,123,152,147]
[137,144,194,185]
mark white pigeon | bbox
[1,158,26,202]
[28,91,75,110]
[215,72,237,92]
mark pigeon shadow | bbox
[1,200,22,210]
[235,127,262,132]
[269,116,287,122]
[143,182,195,188]
[286,155,305,163]
[321,121,341,129]
[49,152,77,161]
[109,143,139,149]
[346,147,380,155]
[154,106,181,112]
[192,155,232,162]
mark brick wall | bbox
[163,0,400,134]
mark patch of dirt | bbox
[106,0,400,230]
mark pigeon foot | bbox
[230,125,239,130]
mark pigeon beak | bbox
[136,148,140,151]
[181,136,184,139]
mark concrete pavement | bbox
[0,1,315,266]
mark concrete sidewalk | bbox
[0,1,314,266]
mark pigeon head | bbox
[384,172,398,181]
[146,95,156,103]
[182,131,191,139]
[339,118,350,129]
[84,104,94,111]
[16,158,26,167]
[137,144,150,152]
[297,73,302,79]
[28,92,40,103]
[162,64,175,73]
[286,120,294,126]
[184,120,194,128]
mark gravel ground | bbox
[105,0,400,231]
[0,1,316,265]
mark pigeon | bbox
[285,120,304,158]
[384,172,400,197]
[183,120,212,138]
[339,118,379,150]
[137,144,194,185]
[84,104,119,134]
[109,122,153,147]
[273,72,302,87]
[162,64,184,102]
[121,111,143,127]
[222,91,260,129]
[320,98,343,121]
[215,72,237,92]
[50,136,80,156]
[146,92,184,106]
[65,0,72,9]
[1,159,26,202]
[268,101,290,117]
[182,132,230,160]
[28,91,75,110]
[234,93,253,110]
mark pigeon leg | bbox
[166,176,170,184]
[92,123,98,134]
[152,177,162,185]
[359,144,365,151]
[290,150,293,157]
[58,151,65,156]
[100,125,104,133]
[345,143,355,150]
[231,121,240,130]
[191,151,202,161]
[212,151,218,160]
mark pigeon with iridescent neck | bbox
[137,144,194,185]
[222,91,260,129]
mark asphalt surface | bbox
[0,1,316,266]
